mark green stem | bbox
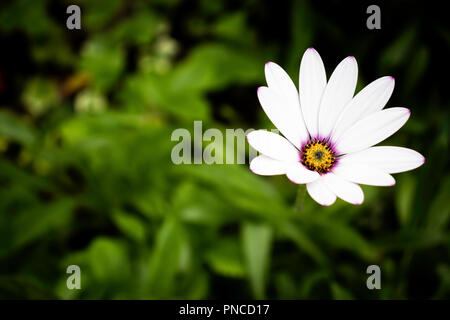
[294,184,306,213]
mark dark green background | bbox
[0,0,448,299]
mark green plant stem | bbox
[294,184,306,213]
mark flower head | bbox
[247,48,425,206]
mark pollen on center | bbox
[301,140,336,174]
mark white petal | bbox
[247,130,300,162]
[318,56,358,138]
[285,162,319,184]
[333,164,395,186]
[332,76,395,140]
[322,173,364,205]
[306,178,337,206]
[257,86,307,149]
[263,62,309,147]
[249,155,287,176]
[336,107,410,154]
[338,146,425,174]
[299,48,327,137]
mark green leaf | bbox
[286,0,313,74]
[404,46,429,93]
[119,73,210,120]
[173,182,228,226]
[87,237,131,283]
[0,111,36,146]
[434,264,450,299]
[79,38,125,91]
[307,215,376,261]
[299,270,329,298]
[379,26,416,72]
[148,216,184,298]
[212,12,255,44]
[179,165,285,220]
[242,223,273,299]
[171,43,263,93]
[109,10,161,45]
[0,276,55,299]
[0,198,73,255]
[330,282,354,300]
[0,0,55,38]
[205,238,245,278]
[112,210,146,243]
[76,0,123,31]
[395,174,417,227]
[278,221,328,266]
[426,175,450,232]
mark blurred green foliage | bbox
[0,0,448,299]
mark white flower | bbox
[247,48,425,206]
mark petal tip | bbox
[400,108,411,116]
[351,199,364,205]
[389,176,396,186]
[353,192,364,205]
[320,202,334,207]
[286,175,301,185]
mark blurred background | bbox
[0,0,448,299]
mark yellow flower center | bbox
[301,140,336,174]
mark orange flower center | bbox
[301,140,336,174]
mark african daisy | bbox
[247,48,425,206]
